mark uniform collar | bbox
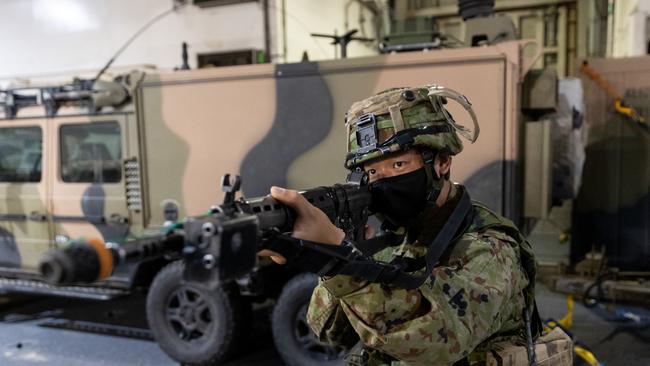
[389,183,465,260]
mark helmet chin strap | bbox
[421,150,445,203]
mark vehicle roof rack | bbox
[0,76,133,119]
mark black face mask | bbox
[369,167,431,227]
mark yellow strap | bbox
[574,345,600,366]
[615,99,635,118]
[558,294,574,329]
[614,99,646,124]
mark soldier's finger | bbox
[257,249,287,265]
[365,225,376,240]
[269,255,287,265]
[270,186,311,216]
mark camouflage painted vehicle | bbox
[0,40,537,365]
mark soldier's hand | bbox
[258,186,345,265]
[257,249,287,265]
[365,224,376,240]
[271,186,345,245]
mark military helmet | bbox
[344,85,480,169]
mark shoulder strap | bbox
[469,202,544,341]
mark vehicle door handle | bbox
[55,234,70,245]
[108,213,128,225]
[28,211,47,222]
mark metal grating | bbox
[124,157,142,211]
[0,278,129,300]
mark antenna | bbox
[180,42,190,70]
[311,29,374,59]
[93,1,189,82]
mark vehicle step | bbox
[0,278,129,300]
[39,319,153,341]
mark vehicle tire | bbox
[146,261,250,366]
[271,273,345,366]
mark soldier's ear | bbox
[434,153,452,178]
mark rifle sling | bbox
[354,233,404,256]
[265,189,472,290]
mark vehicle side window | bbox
[60,122,122,183]
[0,126,42,183]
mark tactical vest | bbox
[465,201,539,329]
[352,202,573,366]
[463,203,573,366]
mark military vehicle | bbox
[0,40,539,365]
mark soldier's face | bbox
[363,150,452,184]
[364,150,424,183]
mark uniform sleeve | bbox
[307,278,360,349]
[310,230,529,365]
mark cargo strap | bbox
[265,189,473,289]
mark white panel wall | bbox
[0,0,266,80]
[629,0,650,56]
[612,0,650,57]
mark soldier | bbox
[263,86,572,365]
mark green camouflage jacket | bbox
[307,184,534,366]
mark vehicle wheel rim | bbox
[294,303,343,361]
[166,286,212,342]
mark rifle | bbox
[40,172,373,287]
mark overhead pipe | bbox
[458,0,495,20]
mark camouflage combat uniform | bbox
[307,184,535,365]
[309,85,572,365]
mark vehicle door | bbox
[49,115,132,248]
[0,118,51,270]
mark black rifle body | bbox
[40,182,372,286]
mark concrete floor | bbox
[528,201,650,366]
[536,284,650,366]
[0,320,174,366]
[0,284,649,366]
[0,293,284,366]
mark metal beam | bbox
[408,0,576,19]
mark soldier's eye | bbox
[393,161,405,169]
[367,169,376,175]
